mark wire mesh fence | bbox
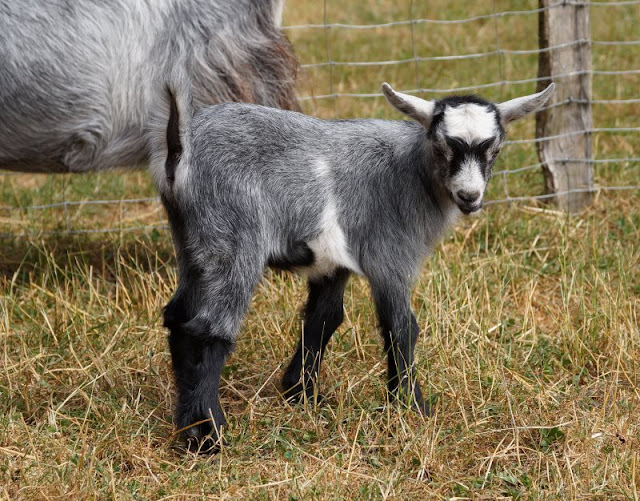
[1,0,638,237]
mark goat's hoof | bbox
[282,383,324,406]
[389,389,432,416]
[414,398,431,416]
[182,421,226,454]
[185,433,226,454]
[176,406,227,454]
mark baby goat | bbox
[149,73,554,452]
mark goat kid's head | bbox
[382,82,555,214]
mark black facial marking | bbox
[437,94,494,108]
[444,136,497,179]
[268,240,315,271]
[476,137,495,153]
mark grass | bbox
[1,0,639,499]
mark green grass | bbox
[1,1,639,499]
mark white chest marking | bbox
[305,199,362,278]
[300,159,362,278]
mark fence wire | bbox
[1,0,638,238]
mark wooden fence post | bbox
[536,0,593,213]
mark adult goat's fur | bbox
[151,72,554,452]
[0,0,298,173]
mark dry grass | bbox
[2,193,638,500]
[1,1,639,499]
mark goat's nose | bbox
[457,190,481,202]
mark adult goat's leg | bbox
[370,278,429,415]
[282,268,350,404]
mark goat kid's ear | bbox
[381,83,435,129]
[497,83,556,126]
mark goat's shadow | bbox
[0,230,307,452]
[0,230,176,285]
[1,231,182,447]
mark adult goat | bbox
[0,0,298,173]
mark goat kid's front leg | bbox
[282,269,350,405]
[371,280,429,415]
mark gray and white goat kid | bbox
[150,74,554,452]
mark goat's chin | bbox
[457,203,483,215]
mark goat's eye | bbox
[447,137,466,152]
[477,138,495,153]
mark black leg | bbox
[370,280,429,415]
[168,319,233,453]
[282,268,350,403]
[165,251,263,453]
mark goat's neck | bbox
[395,129,461,248]
[399,130,455,214]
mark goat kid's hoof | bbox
[413,398,431,417]
[177,412,226,454]
[282,383,324,407]
[397,399,431,417]
[185,433,226,454]
[182,422,226,454]
[389,391,432,417]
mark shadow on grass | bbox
[0,230,176,284]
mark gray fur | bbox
[0,0,298,173]
[151,77,554,451]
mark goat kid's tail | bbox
[147,67,193,198]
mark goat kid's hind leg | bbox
[168,255,263,453]
[169,324,233,453]
[282,268,350,405]
[370,279,429,415]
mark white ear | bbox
[497,83,556,126]
[381,83,436,129]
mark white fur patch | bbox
[315,158,332,178]
[300,159,362,278]
[449,158,486,199]
[443,104,498,144]
[305,200,362,278]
